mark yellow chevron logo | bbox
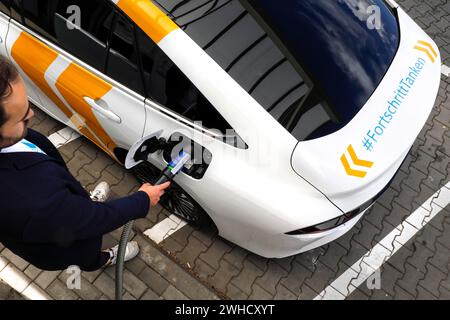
[341,145,374,178]
[414,40,438,63]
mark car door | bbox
[4,0,147,161]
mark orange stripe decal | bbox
[11,32,116,157]
[56,64,117,152]
[11,33,66,117]
[347,145,374,168]
[414,45,435,63]
[340,154,367,178]
[417,40,438,58]
[116,0,178,43]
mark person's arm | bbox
[22,189,151,244]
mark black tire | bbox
[132,162,211,226]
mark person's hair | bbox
[0,56,20,127]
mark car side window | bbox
[105,12,144,95]
[137,28,232,133]
[21,0,58,42]
[54,0,114,72]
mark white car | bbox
[0,0,441,258]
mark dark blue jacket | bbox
[0,129,149,271]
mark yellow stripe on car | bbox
[115,0,179,43]
[11,32,117,158]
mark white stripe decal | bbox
[315,182,450,300]
[442,65,450,77]
[143,215,187,244]
[0,257,51,300]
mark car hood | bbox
[291,8,442,212]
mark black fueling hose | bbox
[115,151,192,300]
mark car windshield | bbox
[246,0,400,140]
[155,0,400,140]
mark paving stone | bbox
[47,279,79,300]
[139,266,170,296]
[199,240,233,270]
[376,187,399,211]
[304,261,337,294]
[176,236,209,267]
[133,218,154,234]
[191,226,218,247]
[352,220,381,251]
[385,242,414,275]
[274,256,295,273]
[346,288,369,300]
[76,168,97,188]
[209,259,240,291]
[24,265,42,281]
[281,261,312,296]
[123,291,136,300]
[110,174,140,196]
[230,260,265,296]
[82,269,103,284]
[66,149,93,177]
[161,237,185,254]
[162,285,188,300]
[368,289,393,300]
[255,261,288,295]
[407,235,436,270]
[93,272,116,300]
[365,203,391,230]
[246,254,269,272]
[378,263,404,297]
[0,281,23,300]
[35,271,61,290]
[125,257,147,277]
[297,283,318,300]
[419,264,447,298]
[226,283,249,300]
[393,285,415,300]
[403,167,428,194]
[416,285,438,300]
[58,271,102,300]
[141,288,160,300]
[397,263,426,297]
[273,284,297,300]
[104,267,148,299]
[0,250,29,271]
[429,242,450,274]
[193,257,216,283]
[137,236,218,300]
[223,246,249,270]
[167,223,195,248]
[249,283,273,300]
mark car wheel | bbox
[132,161,210,226]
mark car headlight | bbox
[285,207,362,235]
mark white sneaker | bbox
[90,181,111,203]
[104,241,140,266]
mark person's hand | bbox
[139,182,171,206]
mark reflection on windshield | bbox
[248,0,400,137]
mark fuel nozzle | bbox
[155,151,192,184]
